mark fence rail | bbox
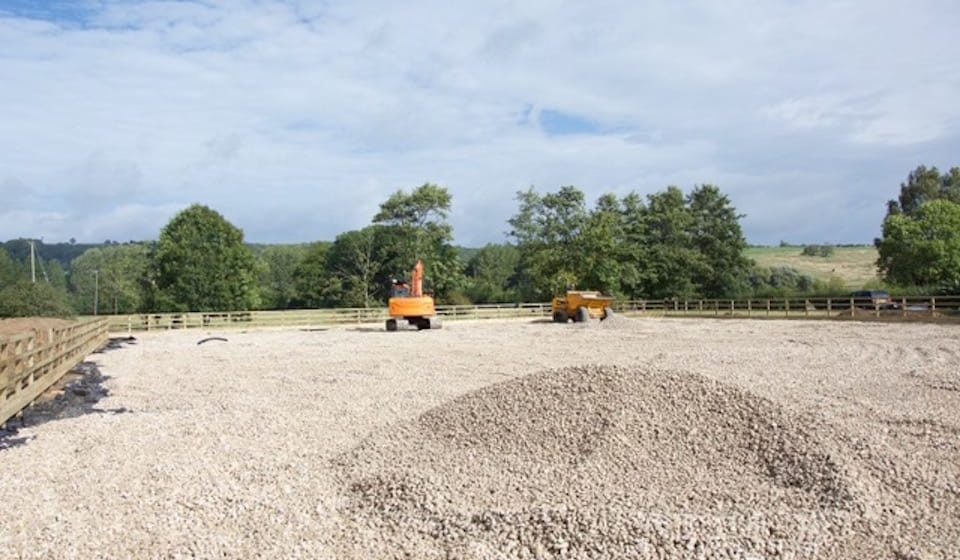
[613,295,960,320]
[1,317,110,426]
[89,295,960,333]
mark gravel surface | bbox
[1,317,958,558]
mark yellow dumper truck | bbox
[551,290,615,323]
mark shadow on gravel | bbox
[0,336,137,452]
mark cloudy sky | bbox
[2,0,958,246]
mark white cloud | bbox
[0,0,958,245]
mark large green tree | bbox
[148,205,258,311]
[876,199,960,289]
[687,185,751,297]
[509,186,588,299]
[323,227,383,308]
[642,187,707,299]
[509,184,751,300]
[292,242,335,308]
[372,183,464,301]
[886,165,960,216]
[255,245,308,310]
[465,243,520,303]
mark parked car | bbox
[849,289,897,309]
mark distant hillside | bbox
[1,239,106,270]
[746,245,879,288]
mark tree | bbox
[292,242,335,308]
[149,205,258,312]
[0,247,22,288]
[578,193,627,296]
[324,227,383,308]
[465,244,520,303]
[0,280,74,318]
[373,183,464,301]
[70,245,150,314]
[687,185,752,297]
[255,245,308,310]
[886,165,960,216]
[876,199,960,289]
[509,186,588,299]
[642,187,707,299]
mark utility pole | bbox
[30,240,36,283]
[93,270,99,315]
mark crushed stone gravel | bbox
[0,317,957,558]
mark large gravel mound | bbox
[335,366,867,558]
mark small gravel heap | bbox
[336,366,870,559]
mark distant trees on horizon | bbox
[2,164,959,317]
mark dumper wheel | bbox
[575,306,590,323]
[385,318,398,332]
[428,317,442,330]
[602,307,615,321]
[552,310,568,323]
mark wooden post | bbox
[931,297,936,316]
[730,300,735,316]
[714,300,719,317]
[766,299,770,317]
[902,296,907,318]
[875,301,880,318]
[747,299,752,317]
[827,298,832,316]
[641,300,647,313]
[804,299,809,317]
[684,300,689,314]
[784,298,789,317]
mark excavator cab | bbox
[385,260,442,331]
[390,280,411,298]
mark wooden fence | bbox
[1,318,110,427]
[613,295,960,320]
[91,295,960,333]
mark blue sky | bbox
[2,0,959,246]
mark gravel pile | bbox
[336,365,871,558]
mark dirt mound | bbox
[336,366,863,558]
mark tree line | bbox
[2,166,958,318]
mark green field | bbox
[745,246,880,289]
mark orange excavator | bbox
[386,260,442,331]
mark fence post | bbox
[784,298,789,317]
[714,300,719,317]
[684,300,689,314]
[766,299,770,317]
[747,299,752,317]
[730,300,735,316]
[931,297,936,316]
[827,298,832,316]
[901,296,906,318]
[805,299,809,317]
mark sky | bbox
[2,0,959,246]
